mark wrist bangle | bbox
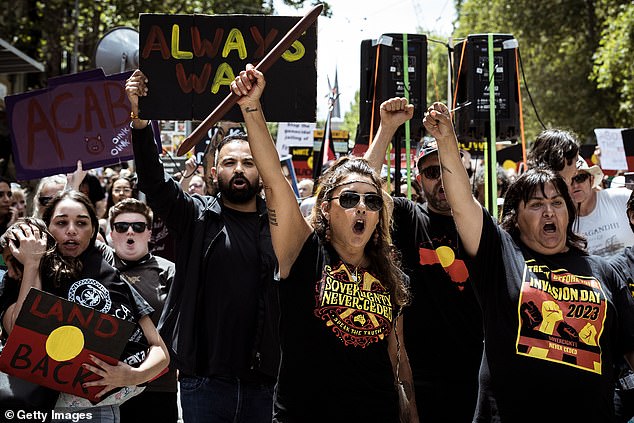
[130,111,139,120]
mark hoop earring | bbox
[324,219,331,242]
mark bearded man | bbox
[126,70,279,423]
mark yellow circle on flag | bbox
[46,326,85,362]
[503,160,516,171]
[436,246,455,268]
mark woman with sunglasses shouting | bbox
[230,65,417,422]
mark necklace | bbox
[342,261,361,284]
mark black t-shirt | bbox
[274,233,399,423]
[391,198,484,381]
[149,216,176,263]
[111,251,176,392]
[199,205,262,380]
[470,209,634,422]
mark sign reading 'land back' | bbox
[0,289,134,403]
[138,14,318,122]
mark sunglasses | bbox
[330,192,383,211]
[571,172,591,184]
[113,222,148,233]
[38,196,53,207]
[420,165,441,180]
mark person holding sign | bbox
[424,101,634,422]
[126,70,280,423]
[0,192,169,422]
[230,65,417,422]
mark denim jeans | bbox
[179,375,274,423]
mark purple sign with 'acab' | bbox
[6,69,160,181]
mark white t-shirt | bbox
[576,188,634,257]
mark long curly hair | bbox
[501,167,587,253]
[0,217,80,288]
[309,156,410,307]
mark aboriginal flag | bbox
[0,288,134,403]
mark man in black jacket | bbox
[125,70,279,423]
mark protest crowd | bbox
[1,13,634,423]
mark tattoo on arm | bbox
[245,106,259,113]
[268,208,278,226]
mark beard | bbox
[217,173,261,204]
[424,183,451,214]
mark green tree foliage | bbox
[592,2,634,123]
[426,35,451,106]
[455,0,632,143]
[0,0,327,86]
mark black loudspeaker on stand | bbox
[453,33,519,148]
[355,34,427,150]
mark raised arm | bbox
[231,64,312,277]
[364,98,414,173]
[125,71,201,234]
[423,102,482,257]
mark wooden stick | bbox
[176,4,323,156]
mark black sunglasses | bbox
[571,172,591,185]
[421,165,441,180]
[113,222,148,233]
[330,192,383,211]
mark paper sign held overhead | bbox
[594,128,627,170]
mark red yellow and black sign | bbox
[0,288,134,403]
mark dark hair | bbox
[109,198,153,227]
[214,134,250,166]
[500,167,587,253]
[627,190,634,233]
[527,129,579,172]
[105,176,137,213]
[309,156,410,307]
[473,164,511,199]
[0,217,79,288]
[41,190,99,252]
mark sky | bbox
[272,0,456,119]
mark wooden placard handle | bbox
[176,4,323,156]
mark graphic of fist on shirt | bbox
[520,300,598,345]
[538,301,563,335]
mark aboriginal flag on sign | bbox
[0,288,134,403]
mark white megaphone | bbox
[93,26,139,75]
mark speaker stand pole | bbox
[486,33,499,220]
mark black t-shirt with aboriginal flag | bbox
[470,209,634,422]
[391,198,484,381]
[273,233,399,423]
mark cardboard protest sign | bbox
[0,288,135,403]
[138,14,317,122]
[289,145,313,180]
[6,69,161,181]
